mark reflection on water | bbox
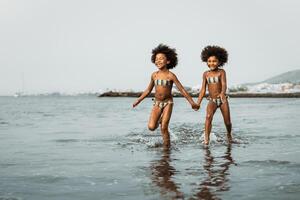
[150,145,235,200]
[150,148,184,199]
[192,145,236,200]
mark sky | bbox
[0,0,299,95]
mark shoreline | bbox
[98,91,300,98]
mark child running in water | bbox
[133,44,199,148]
[197,46,233,145]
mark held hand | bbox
[191,102,200,111]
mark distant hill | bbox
[240,69,300,86]
[262,69,300,84]
[230,69,300,93]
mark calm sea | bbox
[0,96,300,200]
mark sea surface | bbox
[0,96,300,200]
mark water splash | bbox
[199,132,218,144]
[120,122,246,150]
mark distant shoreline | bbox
[98,91,300,98]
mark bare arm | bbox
[220,70,227,102]
[133,74,154,107]
[220,70,227,95]
[171,73,195,105]
[197,72,207,105]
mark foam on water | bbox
[122,131,161,148]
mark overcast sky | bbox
[0,0,299,95]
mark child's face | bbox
[207,56,219,70]
[155,53,170,69]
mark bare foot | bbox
[204,134,210,145]
[226,133,233,143]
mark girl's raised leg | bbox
[148,106,162,131]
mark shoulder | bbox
[203,70,209,75]
[168,71,177,80]
[219,69,226,75]
[203,70,209,78]
[151,71,158,79]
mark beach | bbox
[0,96,300,199]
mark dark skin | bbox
[133,53,199,148]
[197,56,232,145]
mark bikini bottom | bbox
[207,95,228,108]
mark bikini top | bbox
[206,76,220,84]
[206,69,222,84]
[154,79,172,86]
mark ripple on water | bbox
[42,113,56,117]
[257,134,300,140]
[25,175,66,184]
[242,160,300,169]
[278,183,300,193]
[0,196,22,200]
[52,137,118,147]
[0,163,17,168]
[53,139,80,143]
[0,121,9,125]
[51,131,83,135]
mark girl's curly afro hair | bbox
[201,45,228,67]
[151,44,178,69]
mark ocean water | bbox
[0,96,300,200]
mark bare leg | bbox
[220,101,232,143]
[160,103,173,148]
[148,105,162,131]
[204,102,218,145]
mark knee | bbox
[148,124,157,131]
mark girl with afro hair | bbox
[197,45,233,145]
[133,44,199,148]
